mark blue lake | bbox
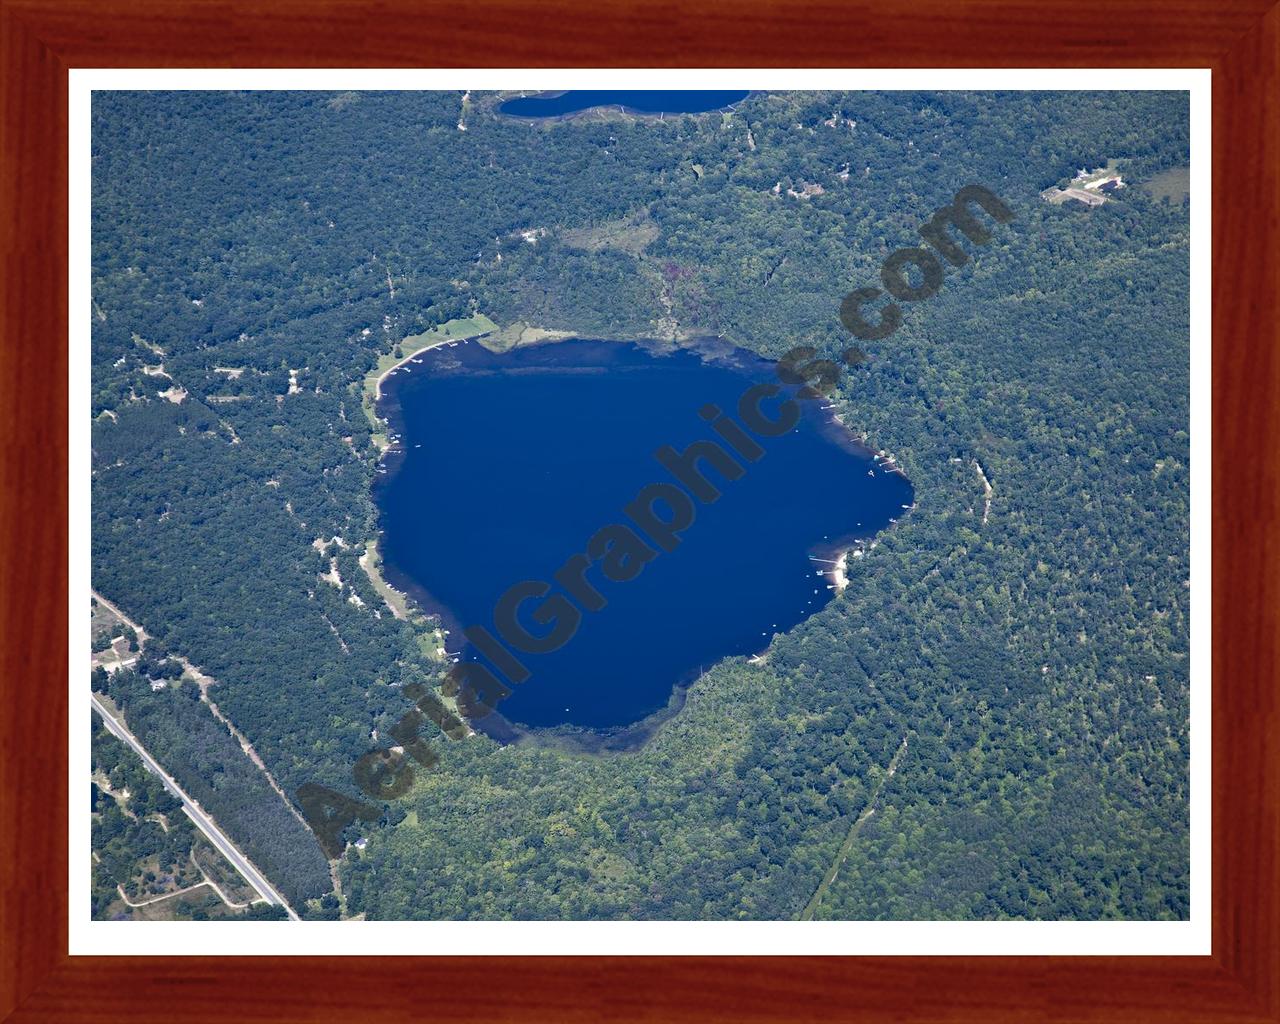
[498,90,749,118]
[375,338,912,738]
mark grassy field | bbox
[109,883,242,921]
[481,320,578,353]
[1142,166,1191,204]
[561,209,660,256]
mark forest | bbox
[91,89,1190,919]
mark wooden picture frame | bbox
[2,1,1275,1020]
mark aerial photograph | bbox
[89,88,1191,922]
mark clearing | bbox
[1142,166,1190,204]
[358,538,415,621]
[561,209,660,256]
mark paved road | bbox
[91,692,300,920]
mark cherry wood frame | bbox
[2,1,1276,1020]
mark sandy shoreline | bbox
[829,549,851,592]
[809,545,855,595]
[371,335,461,405]
[365,321,503,451]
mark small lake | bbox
[498,90,749,118]
[375,338,912,738]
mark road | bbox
[799,735,909,921]
[91,589,149,646]
[91,692,300,920]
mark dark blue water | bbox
[375,338,912,734]
[498,91,749,118]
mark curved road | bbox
[91,692,300,921]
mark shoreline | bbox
[371,332,914,755]
[472,672,698,756]
[807,542,856,598]
[363,315,499,438]
[358,539,411,622]
[829,548,851,592]
[494,90,754,124]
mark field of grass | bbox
[561,209,660,256]
[1142,166,1191,204]
[481,321,578,353]
[113,884,241,921]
